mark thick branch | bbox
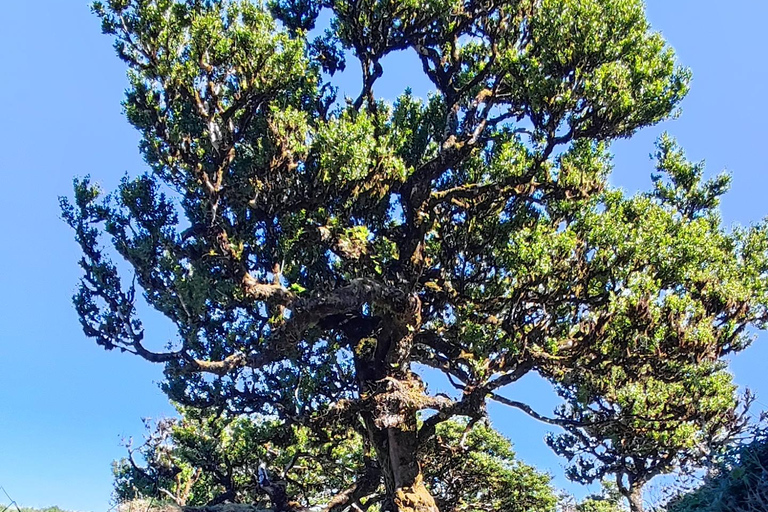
[276,278,417,346]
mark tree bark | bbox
[349,296,437,512]
[387,430,439,512]
[627,486,644,512]
[364,413,439,512]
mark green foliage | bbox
[558,482,626,512]
[115,409,557,511]
[545,141,764,505]
[422,419,557,512]
[581,483,626,512]
[578,497,624,512]
[64,0,768,510]
[651,134,731,220]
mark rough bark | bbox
[363,412,439,512]
[627,487,644,512]
[350,299,439,512]
[387,427,439,512]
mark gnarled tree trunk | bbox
[627,486,644,512]
[387,428,439,512]
[352,299,440,512]
[364,412,439,512]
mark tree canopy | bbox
[63,1,768,511]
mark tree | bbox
[63,1,768,511]
[569,482,626,512]
[546,368,751,512]
[543,137,758,512]
[113,407,557,511]
[113,408,375,509]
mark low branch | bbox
[105,278,416,377]
[489,393,621,429]
[488,393,572,427]
[323,460,381,512]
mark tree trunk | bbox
[364,412,439,512]
[387,423,439,512]
[627,486,644,512]
[350,299,436,512]
[356,364,439,511]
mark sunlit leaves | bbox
[68,2,768,508]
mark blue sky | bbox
[1,1,767,511]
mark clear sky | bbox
[0,1,767,511]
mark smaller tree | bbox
[557,482,625,512]
[577,497,624,512]
[547,368,752,512]
[578,483,626,512]
[113,407,365,509]
[114,407,558,512]
[421,419,557,512]
[544,137,762,512]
